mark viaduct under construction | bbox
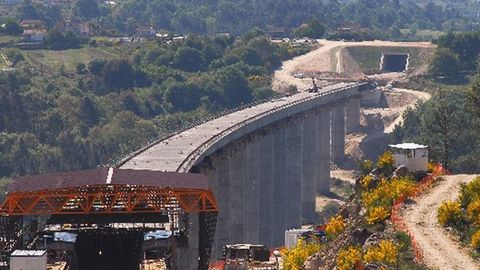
[0,81,366,269]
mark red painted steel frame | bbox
[0,185,218,216]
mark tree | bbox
[293,19,326,39]
[101,59,134,90]
[216,66,253,108]
[428,48,461,80]
[174,47,204,72]
[78,97,99,126]
[74,0,100,19]
[2,18,22,35]
[163,81,202,112]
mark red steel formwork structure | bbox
[0,168,218,216]
[0,168,219,270]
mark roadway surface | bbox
[120,82,360,172]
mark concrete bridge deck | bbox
[121,82,362,173]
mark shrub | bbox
[467,199,480,226]
[360,159,373,176]
[471,230,480,251]
[282,240,321,270]
[377,151,395,175]
[364,240,399,266]
[326,215,346,238]
[360,175,374,190]
[366,206,391,225]
[362,177,416,209]
[459,177,480,208]
[437,201,462,226]
[336,246,362,270]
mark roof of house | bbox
[389,143,428,150]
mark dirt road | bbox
[272,40,435,93]
[401,175,480,270]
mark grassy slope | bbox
[23,46,119,73]
[347,46,435,73]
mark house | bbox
[22,29,47,42]
[136,26,156,37]
[19,20,44,30]
[389,143,429,171]
[54,19,91,36]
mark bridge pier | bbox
[302,113,318,223]
[230,144,246,244]
[331,101,346,164]
[271,126,288,247]
[317,107,331,194]
[257,133,274,246]
[346,96,361,133]
[286,120,303,230]
[245,140,259,244]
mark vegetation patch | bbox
[347,46,434,74]
[437,177,480,257]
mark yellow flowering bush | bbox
[282,239,321,270]
[360,175,374,190]
[459,177,480,208]
[437,201,462,226]
[366,206,391,225]
[471,230,480,251]
[336,246,362,270]
[360,159,373,176]
[376,151,395,175]
[427,162,435,173]
[467,199,480,226]
[362,177,416,208]
[364,240,399,266]
[326,215,346,238]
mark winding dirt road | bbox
[401,175,480,270]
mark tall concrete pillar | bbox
[257,133,274,246]
[331,101,346,164]
[317,107,331,194]
[301,114,317,223]
[286,119,303,230]
[212,153,231,258]
[271,126,287,247]
[177,213,199,269]
[245,139,259,244]
[346,97,361,133]
[229,144,246,244]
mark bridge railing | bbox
[107,81,362,169]
[175,82,364,172]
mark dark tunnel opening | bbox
[381,54,409,72]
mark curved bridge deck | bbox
[121,82,361,173]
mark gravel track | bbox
[401,175,480,270]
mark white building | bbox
[10,250,47,270]
[389,143,428,171]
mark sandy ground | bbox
[272,40,435,93]
[401,175,480,270]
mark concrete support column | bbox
[212,153,231,258]
[257,133,274,246]
[245,139,259,244]
[317,107,331,194]
[229,145,246,244]
[346,96,361,133]
[286,120,303,230]
[177,213,199,269]
[331,101,346,164]
[271,126,287,247]
[301,114,317,223]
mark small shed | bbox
[389,143,428,171]
[10,250,47,270]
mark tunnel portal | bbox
[380,53,409,72]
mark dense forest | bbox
[0,30,308,181]
[6,0,476,37]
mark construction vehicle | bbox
[307,77,320,93]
